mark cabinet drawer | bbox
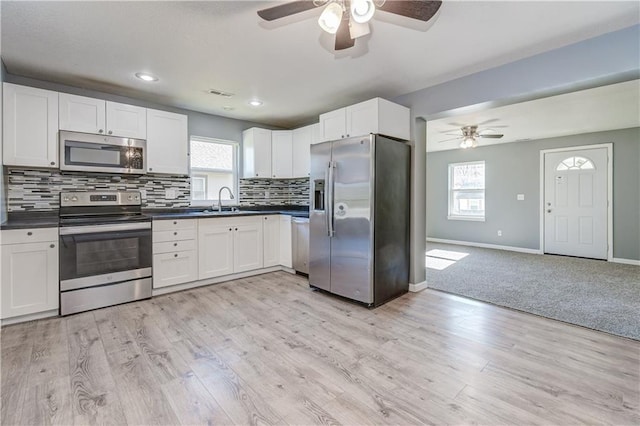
[153,228,196,242]
[153,239,196,254]
[1,228,58,245]
[153,219,196,231]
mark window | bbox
[556,156,594,171]
[190,136,239,204]
[448,161,485,221]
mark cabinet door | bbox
[147,109,189,175]
[346,98,378,138]
[292,125,312,177]
[198,220,234,279]
[3,83,58,168]
[105,101,147,139]
[1,242,59,319]
[271,130,293,178]
[263,216,280,267]
[243,128,272,178]
[234,218,263,273]
[59,93,106,134]
[318,108,346,142]
[279,215,293,268]
[153,251,197,288]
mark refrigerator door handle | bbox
[327,161,335,237]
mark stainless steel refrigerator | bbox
[309,134,410,307]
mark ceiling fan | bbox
[439,125,504,149]
[257,0,442,51]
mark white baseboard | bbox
[427,238,542,255]
[1,309,58,327]
[152,266,285,296]
[611,258,640,266]
[409,281,428,292]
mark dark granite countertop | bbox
[144,205,309,220]
[1,212,60,230]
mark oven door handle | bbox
[59,222,151,235]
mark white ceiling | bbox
[1,1,639,128]
[425,79,640,152]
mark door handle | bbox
[547,209,552,213]
[327,161,335,237]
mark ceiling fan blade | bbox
[437,136,462,143]
[335,17,355,50]
[257,1,320,21]
[378,0,442,22]
[479,134,504,139]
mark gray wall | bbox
[426,128,640,260]
[393,24,640,283]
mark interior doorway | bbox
[541,144,612,260]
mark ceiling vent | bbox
[208,89,234,98]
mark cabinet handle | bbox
[235,228,238,231]
[174,253,178,258]
[149,168,153,171]
[99,129,104,134]
[255,174,258,177]
[50,244,55,249]
[229,228,232,231]
[27,231,33,236]
[50,161,56,166]
[341,135,344,138]
[264,217,268,220]
[173,221,177,225]
[346,134,349,137]
[173,232,177,235]
[108,130,113,135]
[173,242,178,247]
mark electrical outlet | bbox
[517,194,525,201]
[165,188,177,199]
[265,190,270,199]
[140,189,147,199]
[497,230,502,237]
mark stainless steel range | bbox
[58,191,152,315]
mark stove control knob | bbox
[63,196,70,202]
[128,195,133,200]
[71,196,78,202]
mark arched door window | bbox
[556,156,595,171]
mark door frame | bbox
[539,143,613,261]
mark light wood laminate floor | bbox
[2,271,639,425]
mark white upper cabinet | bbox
[59,93,106,134]
[146,109,189,175]
[105,101,147,139]
[292,124,313,177]
[59,93,146,139]
[243,127,272,178]
[318,98,410,142]
[318,108,346,142]
[3,83,59,168]
[271,130,293,178]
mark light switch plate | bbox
[517,194,525,201]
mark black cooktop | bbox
[59,213,151,226]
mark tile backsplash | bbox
[5,168,310,211]
[6,168,190,211]
[239,177,309,206]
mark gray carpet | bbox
[425,242,640,340]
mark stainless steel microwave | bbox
[59,131,146,174]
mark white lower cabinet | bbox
[279,215,293,268]
[263,215,280,268]
[198,216,264,279]
[152,219,198,288]
[1,228,59,320]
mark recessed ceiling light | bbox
[223,106,235,111]
[249,100,263,107]
[135,72,158,82]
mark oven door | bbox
[59,222,152,291]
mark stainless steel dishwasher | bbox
[292,217,309,274]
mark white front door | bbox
[544,147,608,259]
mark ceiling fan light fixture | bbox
[460,137,475,149]
[318,2,344,34]
[349,20,370,39]
[350,0,375,23]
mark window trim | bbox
[448,160,486,222]
[189,136,239,207]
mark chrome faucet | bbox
[217,186,235,212]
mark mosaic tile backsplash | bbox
[6,168,310,211]
[239,178,310,206]
[6,168,191,211]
